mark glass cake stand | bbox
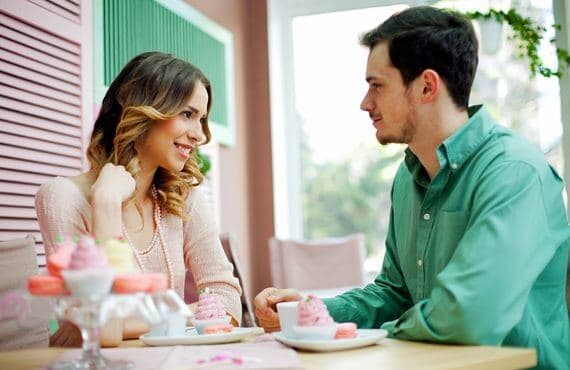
[39,290,190,370]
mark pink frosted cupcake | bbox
[191,288,231,334]
[293,294,336,340]
[61,236,114,298]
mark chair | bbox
[184,233,256,327]
[0,235,49,350]
[269,234,366,293]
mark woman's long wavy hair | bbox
[87,52,212,219]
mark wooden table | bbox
[0,337,536,370]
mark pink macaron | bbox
[112,274,151,293]
[28,275,66,296]
[335,322,357,339]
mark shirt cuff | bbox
[380,319,397,337]
[323,296,364,324]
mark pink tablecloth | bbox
[47,340,303,369]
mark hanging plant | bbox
[464,8,570,78]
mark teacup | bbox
[147,312,187,337]
[277,301,299,338]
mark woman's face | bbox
[139,81,208,173]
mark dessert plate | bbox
[273,329,388,352]
[140,327,259,346]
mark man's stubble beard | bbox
[377,105,417,146]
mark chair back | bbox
[0,235,49,350]
[219,233,256,327]
[269,234,366,290]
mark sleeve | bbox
[381,161,557,345]
[35,179,90,256]
[324,199,414,328]
[182,188,243,324]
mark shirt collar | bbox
[404,105,495,179]
[440,105,495,171]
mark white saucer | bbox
[273,329,388,352]
[140,327,259,346]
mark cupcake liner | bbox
[62,268,115,298]
[191,316,231,335]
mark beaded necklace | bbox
[121,185,175,289]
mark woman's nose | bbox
[188,121,207,145]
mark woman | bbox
[35,52,242,346]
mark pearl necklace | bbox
[121,185,175,289]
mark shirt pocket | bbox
[430,210,469,272]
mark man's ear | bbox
[419,69,439,103]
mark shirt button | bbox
[417,259,423,267]
[423,213,431,221]
[451,163,458,169]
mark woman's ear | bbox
[419,69,440,103]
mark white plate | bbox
[273,329,388,352]
[140,327,258,346]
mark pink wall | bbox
[185,0,274,299]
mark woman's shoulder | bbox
[36,175,89,207]
[184,186,209,211]
[179,186,216,228]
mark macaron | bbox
[112,274,151,293]
[27,275,66,296]
[203,324,233,334]
[335,322,357,339]
[147,273,168,292]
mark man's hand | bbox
[254,287,302,332]
[49,321,82,347]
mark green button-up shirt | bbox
[324,106,570,369]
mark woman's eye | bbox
[182,111,193,119]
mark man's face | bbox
[360,42,417,145]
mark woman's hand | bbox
[91,163,136,203]
[49,321,82,347]
[253,287,301,332]
[91,163,136,241]
[49,319,125,348]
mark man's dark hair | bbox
[361,6,478,110]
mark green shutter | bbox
[102,0,228,127]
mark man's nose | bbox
[360,93,374,111]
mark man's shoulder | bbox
[475,125,551,177]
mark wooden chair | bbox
[184,233,256,327]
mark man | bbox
[254,6,570,369]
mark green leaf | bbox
[196,150,212,176]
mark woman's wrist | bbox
[92,189,122,242]
[91,188,122,209]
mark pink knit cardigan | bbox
[35,177,242,323]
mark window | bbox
[269,0,566,279]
